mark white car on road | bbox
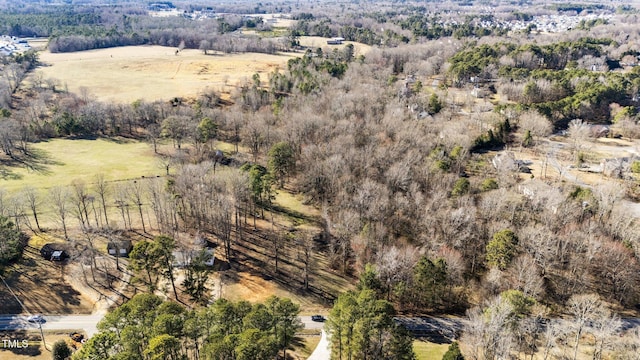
[26,314,45,323]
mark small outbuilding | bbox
[40,243,69,261]
[107,240,133,257]
[172,248,215,268]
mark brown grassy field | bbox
[33,46,298,103]
[31,36,372,104]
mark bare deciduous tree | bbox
[128,180,147,233]
[507,254,545,299]
[518,110,553,146]
[94,174,110,228]
[49,186,70,239]
[462,296,515,360]
[21,186,42,232]
[567,293,608,360]
[593,183,625,224]
[567,119,590,158]
[296,230,314,290]
[71,179,92,228]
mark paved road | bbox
[299,316,326,330]
[0,314,324,338]
[0,314,103,337]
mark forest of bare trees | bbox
[2,0,640,358]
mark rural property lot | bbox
[33,45,297,103]
[0,245,94,315]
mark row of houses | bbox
[40,240,215,268]
[0,35,31,56]
[40,241,132,262]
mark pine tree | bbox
[442,341,464,360]
[52,340,72,360]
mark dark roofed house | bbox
[107,240,133,257]
[40,243,69,261]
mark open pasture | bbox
[33,45,297,103]
[0,138,160,193]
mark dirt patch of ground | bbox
[33,45,297,103]
[0,246,94,315]
[219,270,328,315]
[1,229,135,316]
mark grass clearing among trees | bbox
[0,138,161,192]
[413,340,449,360]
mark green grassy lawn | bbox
[414,340,449,360]
[0,138,162,192]
[272,190,321,227]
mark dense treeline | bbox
[47,32,280,54]
[327,284,416,360]
[0,4,283,53]
[226,40,640,313]
[395,14,509,40]
[75,293,303,360]
[0,0,620,56]
[446,37,640,126]
[0,50,38,109]
[289,13,508,46]
[0,4,146,38]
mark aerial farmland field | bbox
[33,45,297,103]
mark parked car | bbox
[311,315,325,322]
[27,314,45,323]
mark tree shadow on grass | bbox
[20,147,63,174]
[0,287,23,314]
[102,136,136,144]
[290,333,316,349]
[267,203,320,226]
[0,166,22,180]
[53,283,82,308]
[0,147,62,177]
[7,260,85,314]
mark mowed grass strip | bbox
[413,340,449,360]
[0,138,161,192]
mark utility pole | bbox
[0,274,49,351]
[38,322,49,351]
